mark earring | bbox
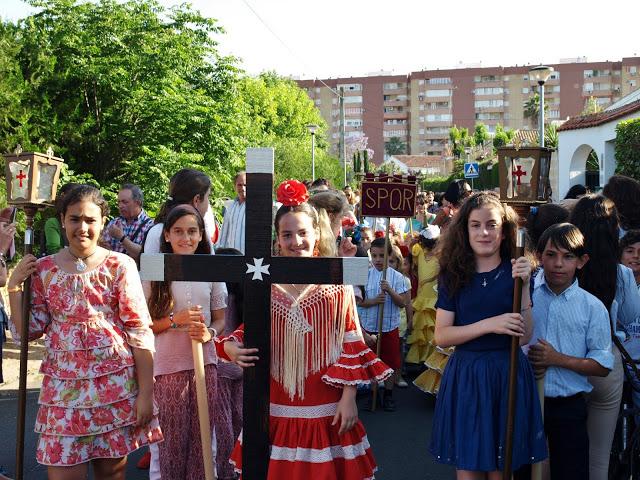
[313,242,320,257]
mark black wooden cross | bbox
[140,148,368,479]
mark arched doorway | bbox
[568,144,596,197]
[585,148,600,191]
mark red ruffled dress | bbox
[11,254,163,466]
[217,284,392,480]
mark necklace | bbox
[67,247,98,272]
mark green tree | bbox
[615,118,640,179]
[448,125,474,158]
[545,123,559,149]
[385,136,406,155]
[4,0,248,208]
[493,124,510,150]
[473,122,489,148]
[523,93,549,129]
[582,96,603,115]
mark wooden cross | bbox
[512,165,527,185]
[16,170,27,187]
[140,148,368,479]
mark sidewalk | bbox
[0,333,44,396]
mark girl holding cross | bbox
[217,180,392,480]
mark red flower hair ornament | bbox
[276,180,309,207]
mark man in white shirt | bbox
[218,171,246,253]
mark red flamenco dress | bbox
[217,284,392,480]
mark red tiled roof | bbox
[557,99,640,132]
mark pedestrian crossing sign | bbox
[464,162,480,179]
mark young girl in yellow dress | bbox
[406,226,450,395]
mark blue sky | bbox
[2,0,638,79]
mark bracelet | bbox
[119,234,127,243]
[169,312,177,329]
[7,285,22,293]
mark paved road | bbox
[0,382,454,479]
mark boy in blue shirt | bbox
[527,223,613,480]
[357,237,410,411]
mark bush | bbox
[615,119,640,180]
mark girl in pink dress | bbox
[144,205,226,479]
[8,185,162,480]
[218,180,392,480]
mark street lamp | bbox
[529,65,554,148]
[306,123,318,180]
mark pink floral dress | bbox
[13,253,163,466]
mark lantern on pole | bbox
[3,145,64,480]
[497,144,551,480]
[497,146,552,221]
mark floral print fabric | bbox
[15,253,163,466]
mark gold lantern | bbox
[498,146,553,204]
[4,146,64,207]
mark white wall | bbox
[557,111,639,199]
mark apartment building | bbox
[297,57,640,164]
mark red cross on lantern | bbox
[512,165,527,185]
[16,170,27,188]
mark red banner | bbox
[360,181,417,218]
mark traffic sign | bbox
[464,162,480,179]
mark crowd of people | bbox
[0,168,639,480]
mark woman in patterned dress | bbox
[217,180,393,480]
[8,185,162,479]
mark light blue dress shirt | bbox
[357,267,408,332]
[532,274,614,397]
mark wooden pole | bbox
[503,228,526,480]
[192,340,216,480]
[371,220,391,412]
[15,206,36,480]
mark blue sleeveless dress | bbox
[429,260,547,472]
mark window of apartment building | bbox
[332,98,338,105]
[419,116,425,122]
[474,75,498,82]
[550,72,560,80]
[595,83,611,91]
[630,80,637,88]
[474,99,504,108]
[614,70,621,76]
[383,130,407,137]
[427,101,450,109]
[548,110,560,118]
[522,87,530,94]
[584,70,593,78]
[344,96,362,104]
[475,87,504,95]
[419,104,425,110]
[428,77,451,84]
[418,79,425,85]
[426,114,452,122]
[383,82,405,90]
[550,85,560,92]
[419,128,425,135]
[331,109,339,116]
[345,107,363,115]
[583,82,594,92]
[385,119,407,125]
[425,127,449,134]
[503,76,510,81]
[337,83,362,91]
[345,119,363,127]
[630,66,638,75]
[315,87,321,93]
[596,98,610,106]
[426,89,451,97]
[522,75,529,81]
[475,112,501,121]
